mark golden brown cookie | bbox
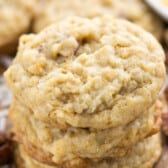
[15,134,162,168]
[5,17,166,129]
[9,98,162,165]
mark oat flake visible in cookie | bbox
[5,16,166,129]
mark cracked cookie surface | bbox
[5,17,166,129]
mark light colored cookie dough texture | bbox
[9,99,160,164]
[15,134,162,168]
[5,16,165,167]
[33,0,164,40]
[5,17,166,129]
[0,0,36,54]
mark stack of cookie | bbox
[5,16,166,168]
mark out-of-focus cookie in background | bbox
[161,0,168,6]
[0,0,167,58]
[0,0,37,55]
[33,0,165,41]
[32,0,168,67]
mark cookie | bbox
[33,0,111,33]
[5,17,166,129]
[9,99,162,165]
[15,133,162,168]
[33,0,164,40]
[100,0,164,40]
[0,0,36,54]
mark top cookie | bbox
[0,0,36,54]
[4,16,166,129]
[33,0,164,40]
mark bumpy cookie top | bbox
[33,0,164,40]
[5,16,166,129]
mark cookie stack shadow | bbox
[4,16,166,168]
